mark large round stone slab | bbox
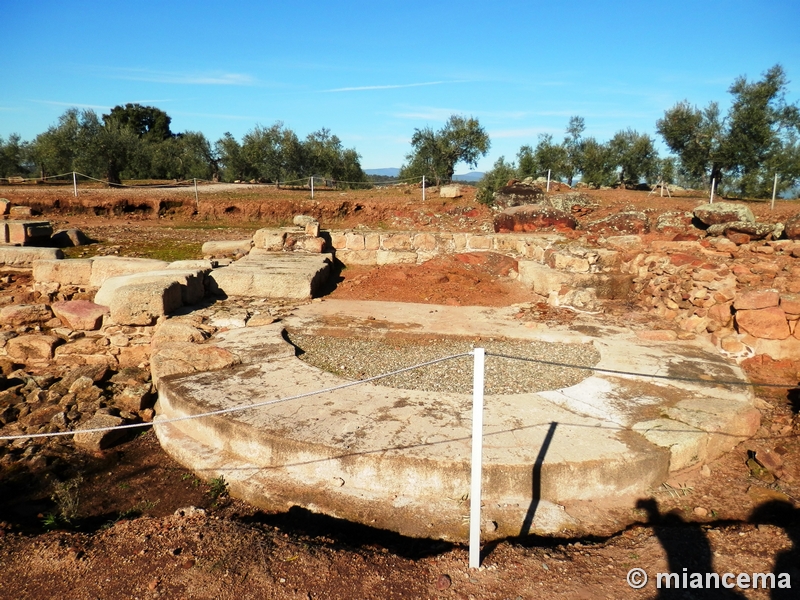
[154,301,759,541]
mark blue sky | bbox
[2,0,799,172]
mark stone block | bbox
[252,229,288,251]
[6,334,61,361]
[293,215,317,226]
[89,256,169,288]
[345,232,365,250]
[736,307,790,340]
[115,384,155,412]
[734,290,780,311]
[335,250,378,265]
[207,253,331,299]
[412,233,437,252]
[51,300,109,330]
[376,250,418,265]
[73,413,127,451]
[50,228,91,248]
[329,232,347,249]
[550,253,590,273]
[466,235,493,250]
[8,206,32,218]
[200,239,253,257]
[0,304,53,327]
[364,233,381,251]
[0,246,63,266]
[297,236,325,253]
[380,234,412,251]
[95,269,205,308]
[109,281,183,326]
[33,258,93,286]
[780,294,800,316]
[304,221,320,237]
[439,185,462,198]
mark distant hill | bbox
[453,171,484,182]
[365,168,484,182]
[364,168,400,177]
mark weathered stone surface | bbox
[780,294,800,315]
[207,253,331,299]
[784,213,800,240]
[493,183,544,209]
[439,185,462,198]
[95,269,205,308]
[51,300,108,330]
[8,206,33,218]
[151,342,240,385]
[152,320,207,345]
[252,229,287,251]
[493,205,577,233]
[380,234,412,251]
[166,259,214,271]
[109,281,183,326]
[201,239,253,257]
[736,307,791,339]
[707,221,775,240]
[50,228,91,247]
[0,246,63,266]
[293,215,317,226]
[33,258,93,286]
[694,202,755,226]
[733,290,780,310]
[6,334,61,361]
[587,212,649,235]
[0,304,53,327]
[89,256,169,288]
[635,330,679,342]
[54,337,104,356]
[73,413,127,451]
[115,384,154,412]
[545,192,593,213]
[655,211,693,233]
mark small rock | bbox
[436,574,452,591]
[693,507,708,518]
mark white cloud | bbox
[112,69,255,86]
[322,80,465,93]
[33,100,111,110]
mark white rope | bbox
[0,352,471,442]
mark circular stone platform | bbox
[153,300,760,541]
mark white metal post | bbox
[469,348,485,569]
[72,171,77,197]
[422,175,426,202]
[710,178,716,204]
[771,173,778,210]
[194,178,199,208]
[546,169,551,192]
[310,176,314,199]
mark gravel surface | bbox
[288,334,600,395]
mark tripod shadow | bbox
[637,499,745,599]
[749,500,800,599]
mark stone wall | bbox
[328,229,562,265]
[625,238,800,360]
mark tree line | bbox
[474,64,800,203]
[1,65,798,199]
[0,104,369,187]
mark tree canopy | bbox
[658,64,800,197]
[399,115,490,185]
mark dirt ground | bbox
[0,183,799,599]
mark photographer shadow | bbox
[636,498,745,599]
[749,500,800,599]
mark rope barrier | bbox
[0,352,471,442]
[484,352,796,390]
[1,348,794,444]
